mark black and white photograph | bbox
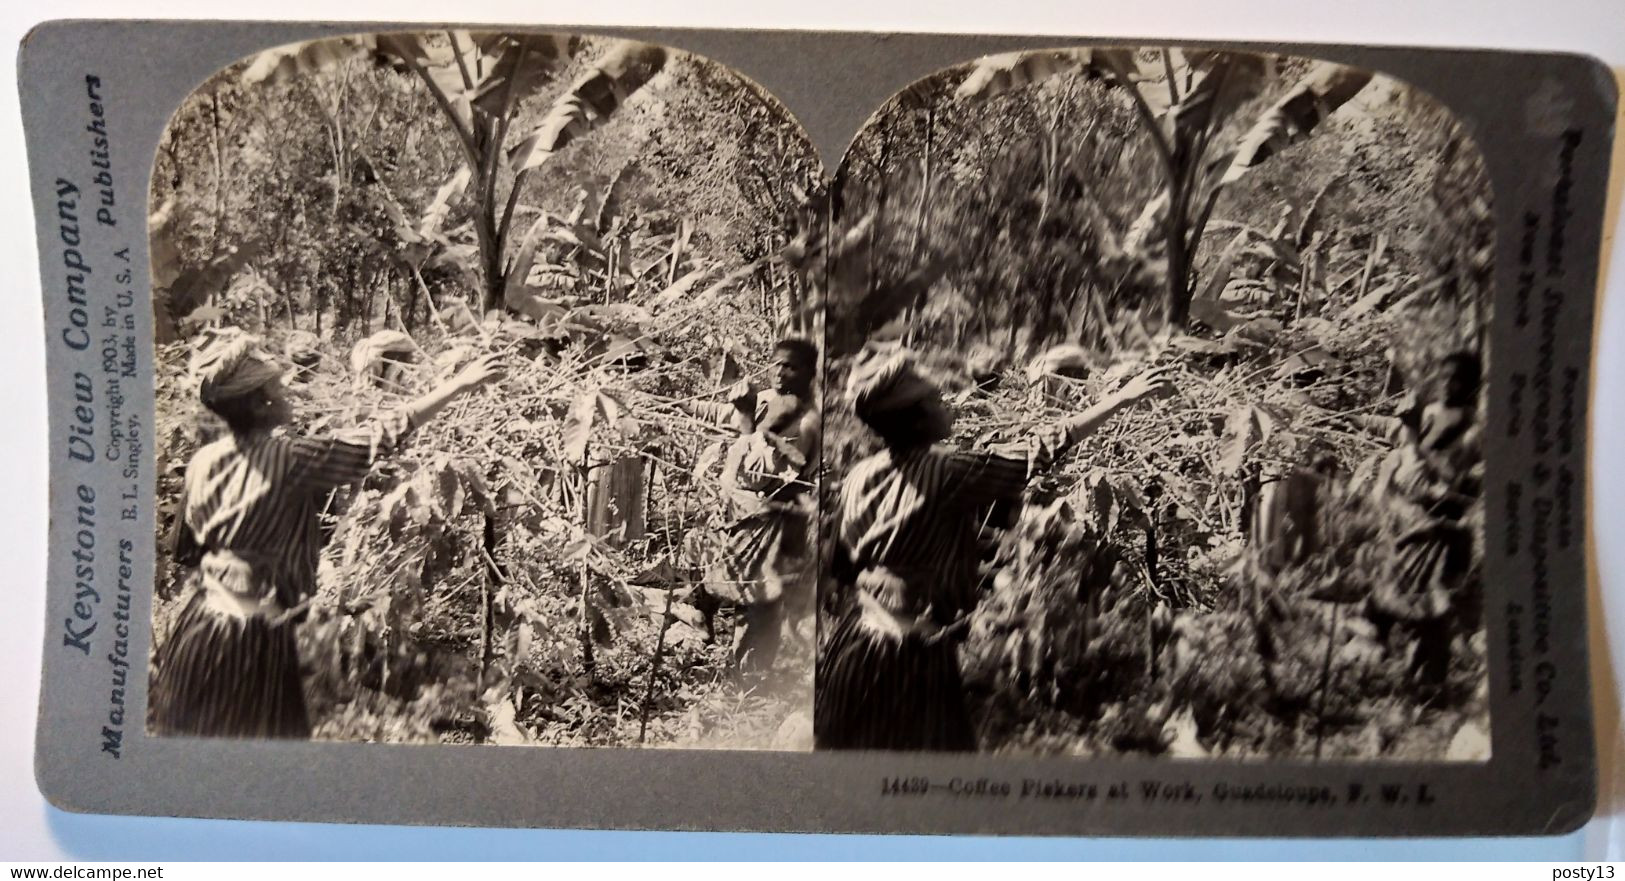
[145,37,1500,761]
[145,30,825,749]
[814,47,1493,760]
[14,10,1616,842]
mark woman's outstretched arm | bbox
[398,353,504,429]
[290,353,505,489]
[1037,366,1175,470]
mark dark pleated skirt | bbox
[1371,522,1473,623]
[149,589,311,739]
[814,607,976,752]
[710,507,810,606]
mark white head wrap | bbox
[845,349,939,426]
[190,329,283,404]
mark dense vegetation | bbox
[819,49,1492,759]
[150,32,822,748]
[150,38,1494,759]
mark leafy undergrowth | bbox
[945,231,1491,761]
[147,31,825,749]
[812,46,1494,761]
[153,289,815,749]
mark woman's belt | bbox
[854,566,968,644]
[199,549,304,623]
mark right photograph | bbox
[813,47,1492,760]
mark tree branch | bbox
[398,50,480,168]
[487,42,532,281]
[496,168,530,270]
[1119,76,1174,172]
[1161,48,1180,107]
[447,30,476,93]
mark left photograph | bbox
[145,31,824,749]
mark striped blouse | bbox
[180,410,416,613]
[836,413,1084,626]
[838,445,1029,625]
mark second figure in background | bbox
[691,338,822,678]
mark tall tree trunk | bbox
[209,93,225,257]
[637,471,681,745]
[481,513,502,675]
[577,452,596,676]
[476,210,503,314]
[1166,235,1191,327]
[1164,178,1194,328]
[362,267,375,334]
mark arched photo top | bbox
[816,45,1495,764]
[144,29,826,753]
[839,46,1489,195]
[829,44,1492,370]
[149,29,823,342]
